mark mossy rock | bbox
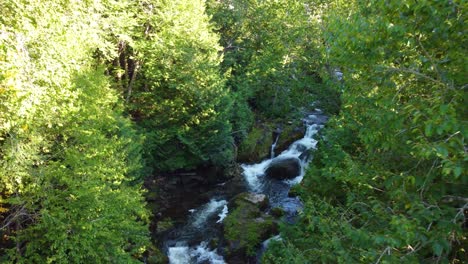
[230,192,269,210]
[237,125,273,162]
[145,190,159,202]
[275,122,304,152]
[237,118,305,163]
[224,194,278,260]
[209,238,219,248]
[270,207,285,218]
[156,218,174,233]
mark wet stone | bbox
[265,158,301,180]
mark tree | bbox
[126,0,234,171]
[0,1,150,262]
[265,0,467,263]
[206,0,331,147]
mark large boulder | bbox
[265,158,301,180]
[223,193,278,263]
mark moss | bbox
[156,218,174,233]
[275,121,304,151]
[209,238,219,248]
[270,207,285,218]
[224,200,277,256]
[237,125,272,162]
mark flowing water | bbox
[242,111,327,219]
[270,133,280,158]
[164,110,327,264]
[165,198,229,264]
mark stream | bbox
[162,110,327,264]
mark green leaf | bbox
[432,242,443,256]
[425,123,433,137]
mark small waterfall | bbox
[242,112,325,192]
[168,246,191,264]
[192,199,227,228]
[241,159,273,192]
[191,242,225,264]
[270,133,280,158]
[261,235,282,250]
[216,205,228,223]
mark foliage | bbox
[1,0,465,262]
[265,0,467,263]
[206,0,328,147]
[0,0,149,262]
[126,0,234,171]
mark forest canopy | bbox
[0,0,466,263]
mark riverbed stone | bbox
[265,157,301,180]
[223,192,278,262]
[294,143,308,153]
[242,193,268,209]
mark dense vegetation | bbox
[263,1,467,263]
[0,1,150,262]
[1,0,465,263]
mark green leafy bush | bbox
[265,0,467,263]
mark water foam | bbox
[241,159,272,192]
[192,199,227,228]
[191,242,225,264]
[168,246,191,264]
[216,205,229,223]
[168,242,225,264]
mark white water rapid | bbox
[242,113,325,192]
[270,133,280,158]
[167,199,228,264]
[192,199,228,228]
[168,242,225,264]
